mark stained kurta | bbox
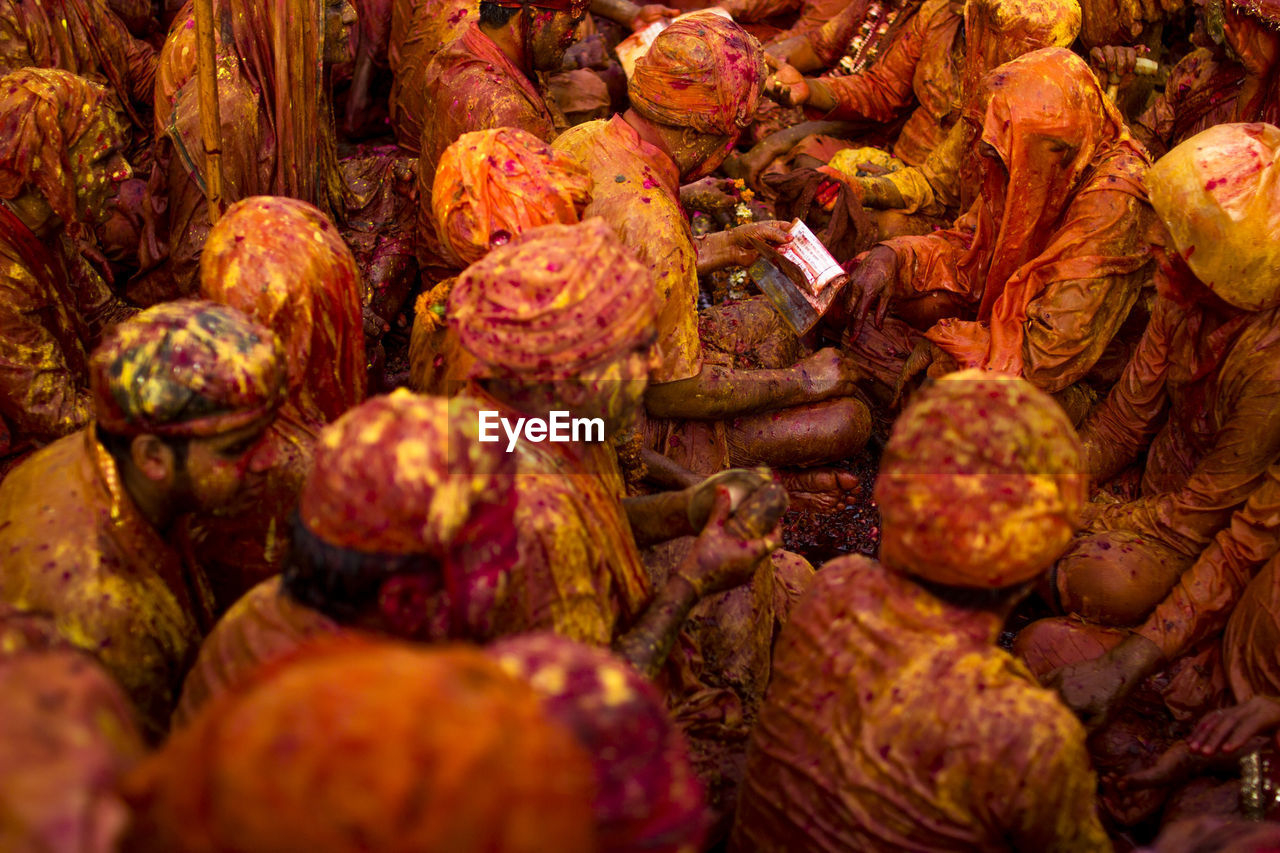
[415,24,558,267]
[0,648,146,852]
[0,430,216,738]
[1132,48,1245,158]
[731,555,1111,852]
[0,0,157,131]
[872,49,1154,392]
[553,115,702,384]
[388,0,474,150]
[819,0,962,167]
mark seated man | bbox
[731,370,1111,851]
[0,68,135,474]
[836,48,1154,409]
[555,15,870,480]
[414,0,587,270]
[0,300,286,738]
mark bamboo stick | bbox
[194,0,223,224]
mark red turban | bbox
[874,370,1087,588]
[489,634,707,853]
[449,218,656,379]
[90,300,287,438]
[431,127,592,268]
[628,14,766,137]
[121,638,597,853]
[200,196,367,423]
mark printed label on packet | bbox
[778,219,843,295]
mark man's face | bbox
[176,420,273,515]
[324,0,358,64]
[68,111,132,228]
[528,6,586,71]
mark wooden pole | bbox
[194,0,223,225]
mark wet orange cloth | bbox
[450,218,656,381]
[429,127,593,268]
[490,633,708,853]
[124,640,598,853]
[879,48,1154,392]
[0,648,146,852]
[415,23,558,267]
[0,429,216,738]
[819,0,962,166]
[876,370,1087,589]
[389,0,475,150]
[629,16,765,138]
[189,197,366,609]
[0,0,157,131]
[1223,551,1280,702]
[554,115,703,383]
[731,555,1111,852]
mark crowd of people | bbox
[1,0,1279,848]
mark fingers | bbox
[706,485,734,525]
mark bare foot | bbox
[776,468,861,513]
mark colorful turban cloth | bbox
[200,196,367,424]
[89,300,287,438]
[489,634,707,853]
[874,369,1087,588]
[298,389,514,557]
[628,14,766,137]
[121,638,597,853]
[0,68,126,240]
[432,127,593,268]
[1146,122,1280,311]
[449,218,656,380]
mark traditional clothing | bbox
[863,48,1154,393]
[732,374,1105,852]
[0,69,132,472]
[0,646,146,852]
[0,301,285,737]
[490,633,708,853]
[1053,123,1280,625]
[175,391,519,722]
[125,640,598,853]
[189,197,366,611]
[388,0,475,149]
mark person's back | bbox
[733,556,1107,851]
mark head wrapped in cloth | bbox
[1146,122,1280,311]
[450,218,656,380]
[432,128,592,268]
[629,14,766,137]
[489,634,707,853]
[0,68,127,239]
[961,0,1082,98]
[120,638,597,853]
[874,370,1086,589]
[90,300,287,438]
[200,196,367,423]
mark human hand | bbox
[1188,696,1280,756]
[1114,740,1199,791]
[701,220,793,269]
[688,468,774,530]
[764,55,810,107]
[1089,44,1142,79]
[843,245,898,338]
[797,346,862,400]
[1049,635,1163,730]
[631,3,677,29]
[563,33,609,68]
[679,177,740,214]
[681,485,782,598]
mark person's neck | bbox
[480,19,530,77]
[621,109,681,167]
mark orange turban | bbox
[121,639,597,853]
[200,196,367,423]
[299,389,514,557]
[489,634,707,853]
[0,68,127,239]
[1146,122,1280,311]
[90,300,287,438]
[874,370,1087,588]
[431,127,592,268]
[628,14,766,137]
[449,218,656,380]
